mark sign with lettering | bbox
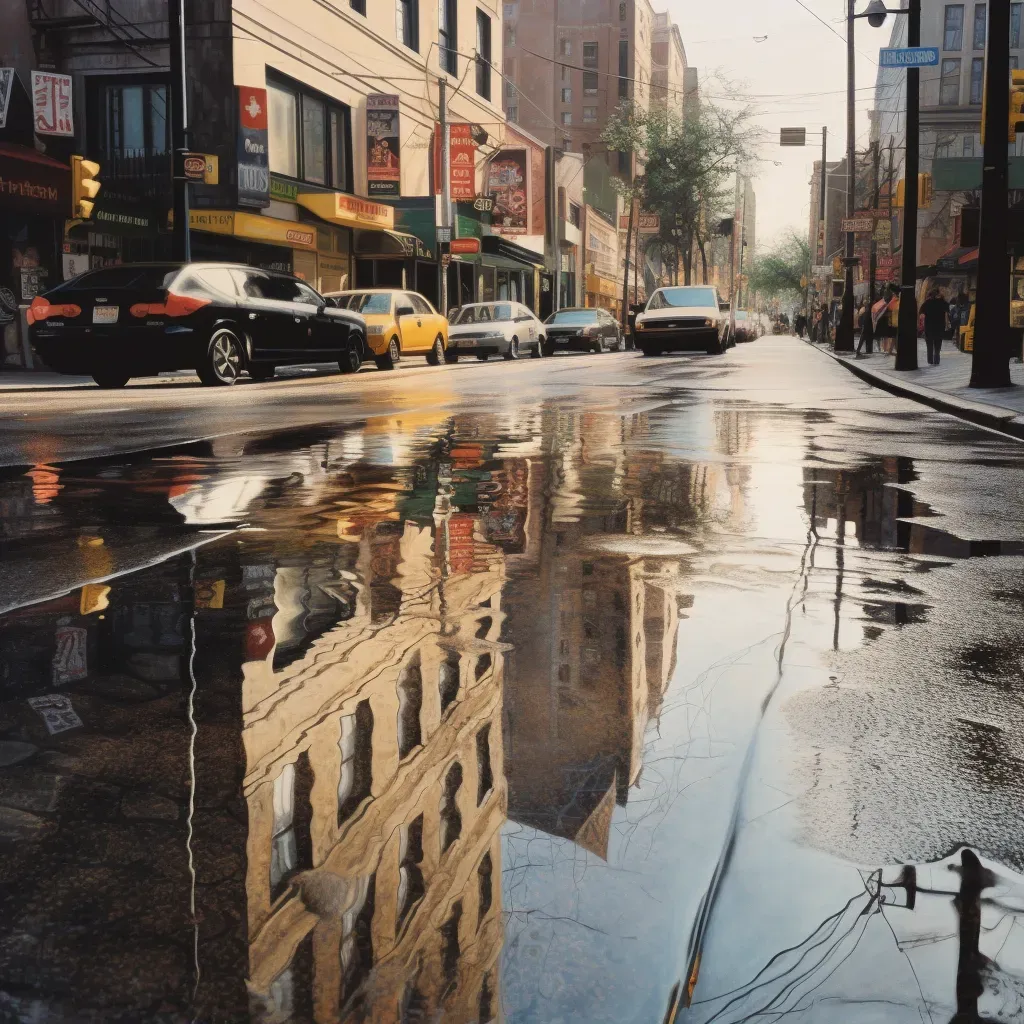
[237,86,270,208]
[0,146,71,214]
[366,94,400,198]
[879,46,939,68]
[487,149,529,234]
[434,123,477,200]
[31,71,73,136]
[0,68,14,130]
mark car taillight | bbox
[130,293,211,318]
[27,297,82,325]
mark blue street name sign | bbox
[879,46,940,67]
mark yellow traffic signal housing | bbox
[894,174,932,208]
[71,155,101,218]
[1011,70,1024,143]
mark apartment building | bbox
[651,11,687,110]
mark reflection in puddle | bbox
[1,405,1023,1021]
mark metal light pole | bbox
[169,0,190,261]
[971,0,1013,387]
[836,0,858,351]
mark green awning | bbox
[932,157,1024,191]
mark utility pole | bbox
[438,77,451,315]
[816,127,828,342]
[169,0,190,261]
[895,0,921,370]
[862,141,882,354]
[971,0,1013,387]
[737,178,747,315]
[836,0,857,351]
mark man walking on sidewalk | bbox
[920,288,950,366]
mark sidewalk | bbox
[819,338,1024,439]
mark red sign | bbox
[450,237,481,254]
[434,123,477,200]
[239,87,268,130]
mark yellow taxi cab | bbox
[327,288,448,370]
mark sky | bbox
[665,0,888,250]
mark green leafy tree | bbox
[748,232,812,303]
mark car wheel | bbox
[504,336,520,361]
[92,371,131,388]
[531,336,545,358]
[476,353,489,361]
[706,337,724,355]
[249,363,275,382]
[339,345,361,374]
[375,336,400,371]
[426,334,445,366]
[641,345,662,357]
[543,341,555,357]
[198,328,244,386]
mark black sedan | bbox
[28,262,365,387]
[543,307,625,355]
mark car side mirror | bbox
[397,305,415,317]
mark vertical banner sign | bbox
[449,123,476,200]
[487,149,529,234]
[366,94,400,198]
[237,86,270,209]
[0,69,14,130]
[31,71,73,136]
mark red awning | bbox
[0,142,69,171]
[959,248,979,265]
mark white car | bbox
[635,285,731,356]
[446,302,546,362]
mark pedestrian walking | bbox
[919,288,950,365]
[855,304,870,355]
[795,313,807,338]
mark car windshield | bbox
[453,304,514,324]
[546,310,599,325]
[49,265,181,293]
[341,293,392,314]
[647,287,717,310]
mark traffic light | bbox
[1011,70,1024,143]
[71,155,101,219]
[894,173,933,208]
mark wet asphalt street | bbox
[3,336,1024,1023]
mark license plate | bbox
[460,338,476,347]
[92,306,119,324]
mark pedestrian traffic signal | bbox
[1010,70,1024,143]
[71,155,101,219]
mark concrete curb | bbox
[810,342,1024,442]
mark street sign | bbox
[436,226,452,243]
[879,46,940,68]
[180,152,219,184]
[842,217,874,233]
[878,255,899,268]
[779,127,806,146]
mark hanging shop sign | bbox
[237,86,270,208]
[618,212,660,233]
[487,149,529,234]
[0,69,14,129]
[450,237,481,255]
[31,71,73,136]
[366,94,400,198]
[434,123,477,201]
[0,144,71,214]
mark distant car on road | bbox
[634,286,731,355]
[543,307,624,355]
[28,262,365,388]
[446,302,546,361]
[328,289,448,370]
[733,310,760,342]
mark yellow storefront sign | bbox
[188,209,318,250]
[586,273,617,298]
[297,191,394,231]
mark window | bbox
[505,24,516,45]
[505,80,517,101]
[619,0,626,18]
[568,202,581,227]
[561,87,572,103]
[935,133,956,157]
[476,11,492,99]
[970,57,984,103]
[561,64,571,83]
[397,655,423,759]
[561,111,572,125]
[1013,55,1021,70]
[440,0,457,75]
[1013,3,1022,47]
[269,753,313,900]
[973,3,986,48]
[476,726,493,804]
[439,654,460,714]
[619,40,629,98]
[583,42,599,93]
[408,293,431,314]
[338,701,373,826]
[397,815,425,928]
[583,106,597,122]
[439,761,463,852]
[339,875,375,1009]
[268,76,351,189]
[944,4,964,49]
[940,58,961,104]
[196,268,238,296]
[562,135,572,150]
[507,105,519,122]
[440,902,462,988]
[350,0,365,12]
[477,853,493,924]
[96,80,169,158]
[963,133,975,156]
[617,149,630,174]
[560,38,572,56]
[397,0,419,51]
[503,1,517,16]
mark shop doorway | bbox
[539,273,554,320]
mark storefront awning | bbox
[188,209,318,251]
[297,191,394,231]
[480,234,545,269]
[0,142,70,217]
[354,229,433,260]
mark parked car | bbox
[733,310,758,342]
[543,307,625,355]
[446,302,545,361]
[28,262,365,387]
[634,286,731,355]
[327,288,448,370]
